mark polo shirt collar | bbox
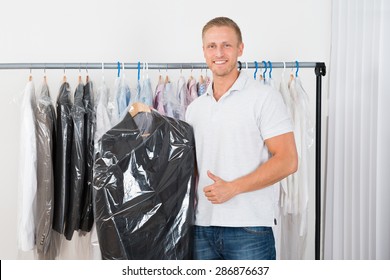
[205,71,249,98]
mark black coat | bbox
[93,110,196,260]
[53,82,73,234]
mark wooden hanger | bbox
[129,102,151,117]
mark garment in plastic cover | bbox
[93,103,196,259]
[35,81,57,258]
[53,82,73,234]
[65,82,86,240]
[79,80,95,232]
[17,80,37,251]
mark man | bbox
[185,17,298,260]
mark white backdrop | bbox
[0,0,331,259]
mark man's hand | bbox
[203,170,238,204]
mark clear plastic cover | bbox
[35,82,57,258]
[93,104,196,259]
[65,82,86,240]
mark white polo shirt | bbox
[185,71,292,227]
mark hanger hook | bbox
[117,61,120,77]
[245,61,248,71]
[262,60,267,78]
[268,61,272,79]
[238,61,242,71]
[254,61,258,80]
[137,61,141,81]
[295,60,299,77]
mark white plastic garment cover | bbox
[139,77,154,107]
[35,81,57,258]
[279,75,314,259]
[93,107,196,259]
[17,80,37,251]
[186,77,198,107]
[176,76,188,120]
[163,81,182,120]
[114,73,131,121]
[95,79,111,142]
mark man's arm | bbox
[204,132,298,204]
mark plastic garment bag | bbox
[176,76,188,120]
[95,79,111,142]
[114,73,131,120]
[279,75,314,260]
[79,81,95,232]
[186,77,198,107]
[35,81,57,258]
[139,77,154,107]
[164,81,182,120]
[93,107,196,259]
[65,82,86,240]
[153,77,166,115]
[53,82,73,234]
[17,80,37,251]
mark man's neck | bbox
[212,70,240,101]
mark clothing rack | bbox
[0,61,326,260]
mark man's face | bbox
[202,26,244,78]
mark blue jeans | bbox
[194,226,276,260]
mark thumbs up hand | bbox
[203,170,239,204]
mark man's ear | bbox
[238,42,244,57]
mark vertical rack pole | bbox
[314,62,326,260]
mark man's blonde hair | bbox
[202,17,242,44]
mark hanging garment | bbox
[198,75,211,96]
[153,76,165,115]
[114,73,131,120]
[65,82,86,240]
[139,77,154,107]
[35,81,56,258]
[93,109,196,260]
[95,79,111,142]
[279,73,294,213]
[79,81,95,232]
[176,76,188,120]
[18,80,37,251]
[163,81,182,119]
[53,82,73,234]
[106,79,119,128]
[279,75,313,260]
[186,76,198,107]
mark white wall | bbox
[0,0,331,259]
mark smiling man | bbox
[185,17,298,260]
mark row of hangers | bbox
[27,60,301,84]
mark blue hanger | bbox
[254,61,258,80]
[117,61,121,77]
[295,60,299,77]
[268,61,272,79]
[137,61,141,81]
[262,60,267,78]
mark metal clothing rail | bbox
[0,61,326,259]
[0,62,320,70]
